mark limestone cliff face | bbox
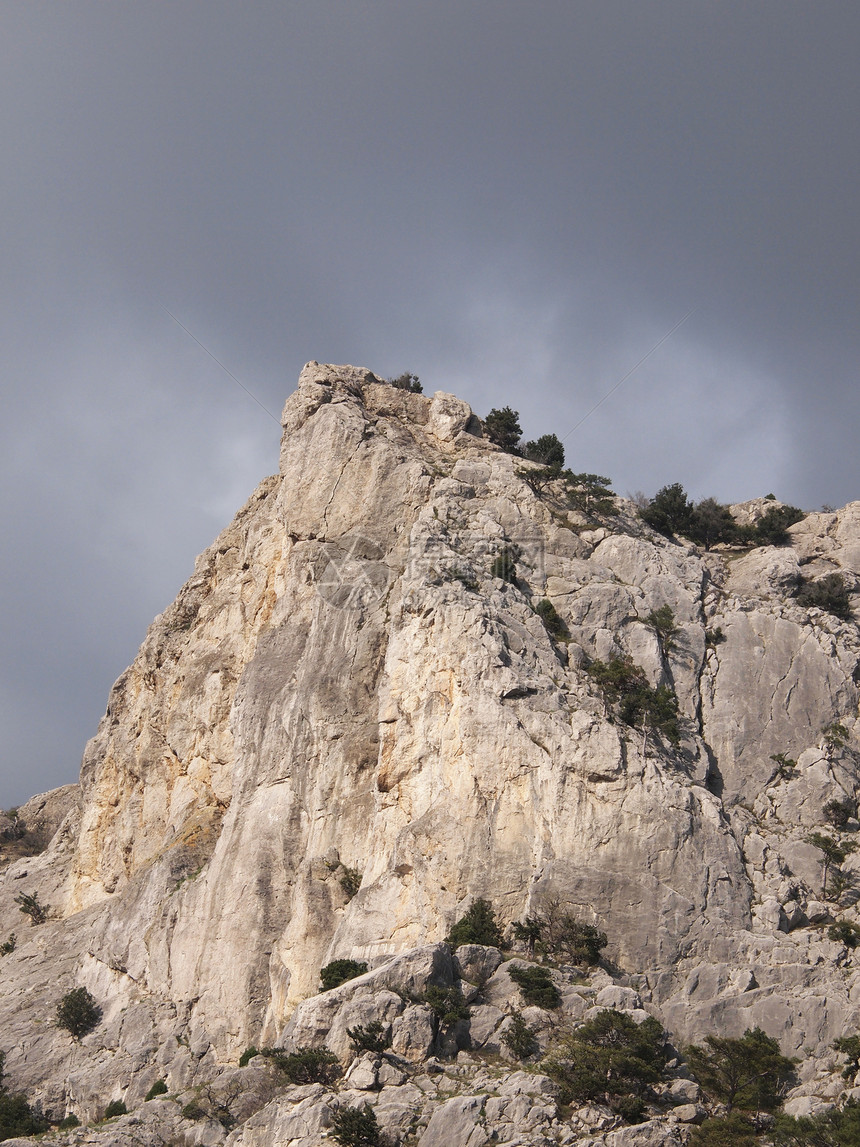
[3,362,860,1124]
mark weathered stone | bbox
[6,363,860,1144]
[417,1095,488,1147]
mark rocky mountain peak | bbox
[3,364,860,1142]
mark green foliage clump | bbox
[145,1079,169,1100]
[238,1046,259,1067]
[320,959,369,991]
[490,544,520,583]
[796,573,853,620]
[755,503,805,544]
[0,1051,49,1139]
[587,656,680,747]
[14,892,47,925]
[523,433,565,468]
[0,1092,49,1140]
[517,461,563,494]
[104,1100,128,1119]
[58,1113,81,1128]
[705,627,727,647]
[0,935,15,957]
[833,1034,860,1078]
[347,1021,390,1053]
[261,1045,341,1084]
[56,987,101,1040]
[823,722,851,750]
[331,1102,382,1147]
[512,900,607,966]
[388,372,423,393]
[805,832,858,900]
[689,1113,759,1146]
[685,1027,796,1113]
[828,921,860,948]
[502,1010,539,1059]
[644,604,679,657]
[566,472,616,517]
[772,1097,860,1145]
[182,1101,207,1120]
[507,964,561,1009]
[421,985,470,1025]
[640,483,694,538]
[688,498,741,550]
[339,866,362,900]
[770,753,798,780]
[545,1009,666,1118]
[534,599,569,641]
[824,798,855,828]
[483,407,522,453]
[446,898,503,948]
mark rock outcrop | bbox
[3,362,860,1142]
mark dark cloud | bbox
[2,2,858,802]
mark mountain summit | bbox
[3,362,860,1141]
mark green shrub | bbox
[331,1102,382,1147]
[705,627,727,647]
[833,1034,860,1078]
[339,867,362,900]
[770,753,797,780]
[421,985,470,1025]
[755,504,805,545]
[57,987,101,1040]
[446,898,503,948]
[104,1100,128,1118]
[483,407,522,453]
[507,964,561,1009]
[517,461,563,495]
[773,1099,860,1145]
[490,544,520,583]
[347,1021,390,1053]
[796,572,852,620]
[823,722,851,750]
[535,599,569,641]
[13,891,47,925]
[320,959,369,991]
[261,1046,341,1084]
[688,498,740,550]
[685,1027,796,1113]
[502,1010,538,1059]
[389,372,422,393]
[644,605,679,656]
[689,1114,758,1146]
[0,1090,49,1139]
[566,473,616,517]
[145,1079,169,1099]
[806,832,858,899]
[545,1009,666,1116]
[0,934,16,956]
[828,921,860,948]
[238,1046,259,1067]
[523,434,565,468]
[640,483,693,537]
[182,1101,206,1120]
[587,656,680,747]
[513,901,607,966]
[58,1113,81,1128]
[824,798,855,828]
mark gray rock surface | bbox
[4,363,860,1141]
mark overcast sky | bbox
[2,2,858,805]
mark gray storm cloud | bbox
[1,1,858,802]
